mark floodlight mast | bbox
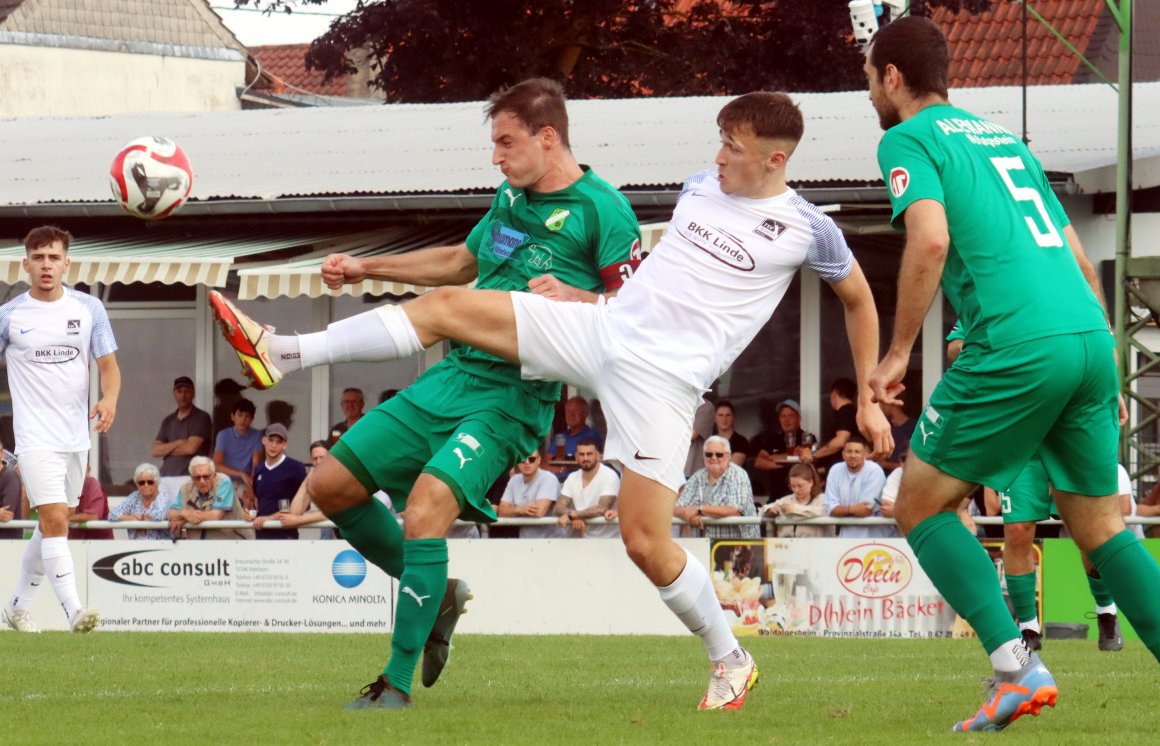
[849,0,908,48]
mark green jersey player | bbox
[212,78,640,709]
[865,16,1160,733]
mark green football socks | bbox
[327,499,405,578]
[1005,571,1038,625]
[385,539,448,694]
[907,511,1021,654]
[1089,530,1160,661]
[1085,568,1115,608]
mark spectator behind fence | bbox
[213,397,263,510]
[763,463,832,538]
[264,440,335,539]
[549,396,602,480]
[805,377,858,474]
[675,435,759,540]
[69,466,113,540]
[712,400,750,467]
[169,455,254,540]
[497,449,561,538]
[824,435,890,539]
[251,423,306,540]
[153,376,213,498]
[329,387,366,445]
[0,454,21,539]
[750,399,816,499]
[556,438,619,538]
[109,463,171,540]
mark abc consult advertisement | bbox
[712,539,960,638]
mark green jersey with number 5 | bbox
[877,104,1107,350]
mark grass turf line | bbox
[2,633,1155,745]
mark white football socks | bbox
[1096,602,1118,615]
[9,526,45,612]
[41,536,82,621]
[289,306,425,370]
[658,546,740,663]
[990,637,1033,673]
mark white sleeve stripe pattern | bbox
[679,169,715,199]
[69,288,118,358]
[790,195,854,283]
[0,295,23,355]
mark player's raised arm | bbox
[321,243,479,290]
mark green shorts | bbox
[998,457,1057,524]
[911,330,1119,497]
[330,362,553,523]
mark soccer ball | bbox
[109,136,193,220]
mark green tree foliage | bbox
[236,0,990,102]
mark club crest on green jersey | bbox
[545,208,571,232]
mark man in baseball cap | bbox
[153,375,213,497]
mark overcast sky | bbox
[213,1,361,46]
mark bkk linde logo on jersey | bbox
[836,544,913,599]
[29,345,80,364]
[889,167,910,199]
[93,549,231,589]
[676,221,755,271]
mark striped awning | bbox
[0,230,341,288]
[236,223,475,300]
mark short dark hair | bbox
[717,92,804,148]
[831,378,857,401]
[716,399,735,414]
[845,434,869,449]
[485,77,571,150]
[342,387,365,400]
[309,440,330,452]
[232,398,256,416]
[868,16,949,99]
[576,437,600,451]
[23,226,72,254]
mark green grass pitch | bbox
[3,633,1155,745]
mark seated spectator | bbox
[251,423,307,540]
[750,399,817,499]
[263,440,335,539]
[805,377,858,474]
[712,399,750,466]
[763,463,832,538]
[69,466,113,540]
[109,463,172,540]
[497,450,562,538]
[823,435,891,539]
[549,396,603,480]
[329,387,366,445]
[675,435,759,539]
[168,456,254,540]
[874,450,905,539]
[0,453,21,539]
[555,438,620,538]
[874,400,914,472]
[213,397,263,510]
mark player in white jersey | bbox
[1,226,120,634]
[212,92,891,709]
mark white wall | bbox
[0,46,245,117]
[1059,194,1160,263]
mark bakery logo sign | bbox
[836,544,913,599]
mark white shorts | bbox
[511,292,702,491]
[19,451,87,509]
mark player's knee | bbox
[1004,522,1035,551]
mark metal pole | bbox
[1112,0,1133,460]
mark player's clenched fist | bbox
[321,253,366,289]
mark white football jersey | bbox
[0,287,117,453]
[607,171,854,389]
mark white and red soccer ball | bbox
[109,136,193,220]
